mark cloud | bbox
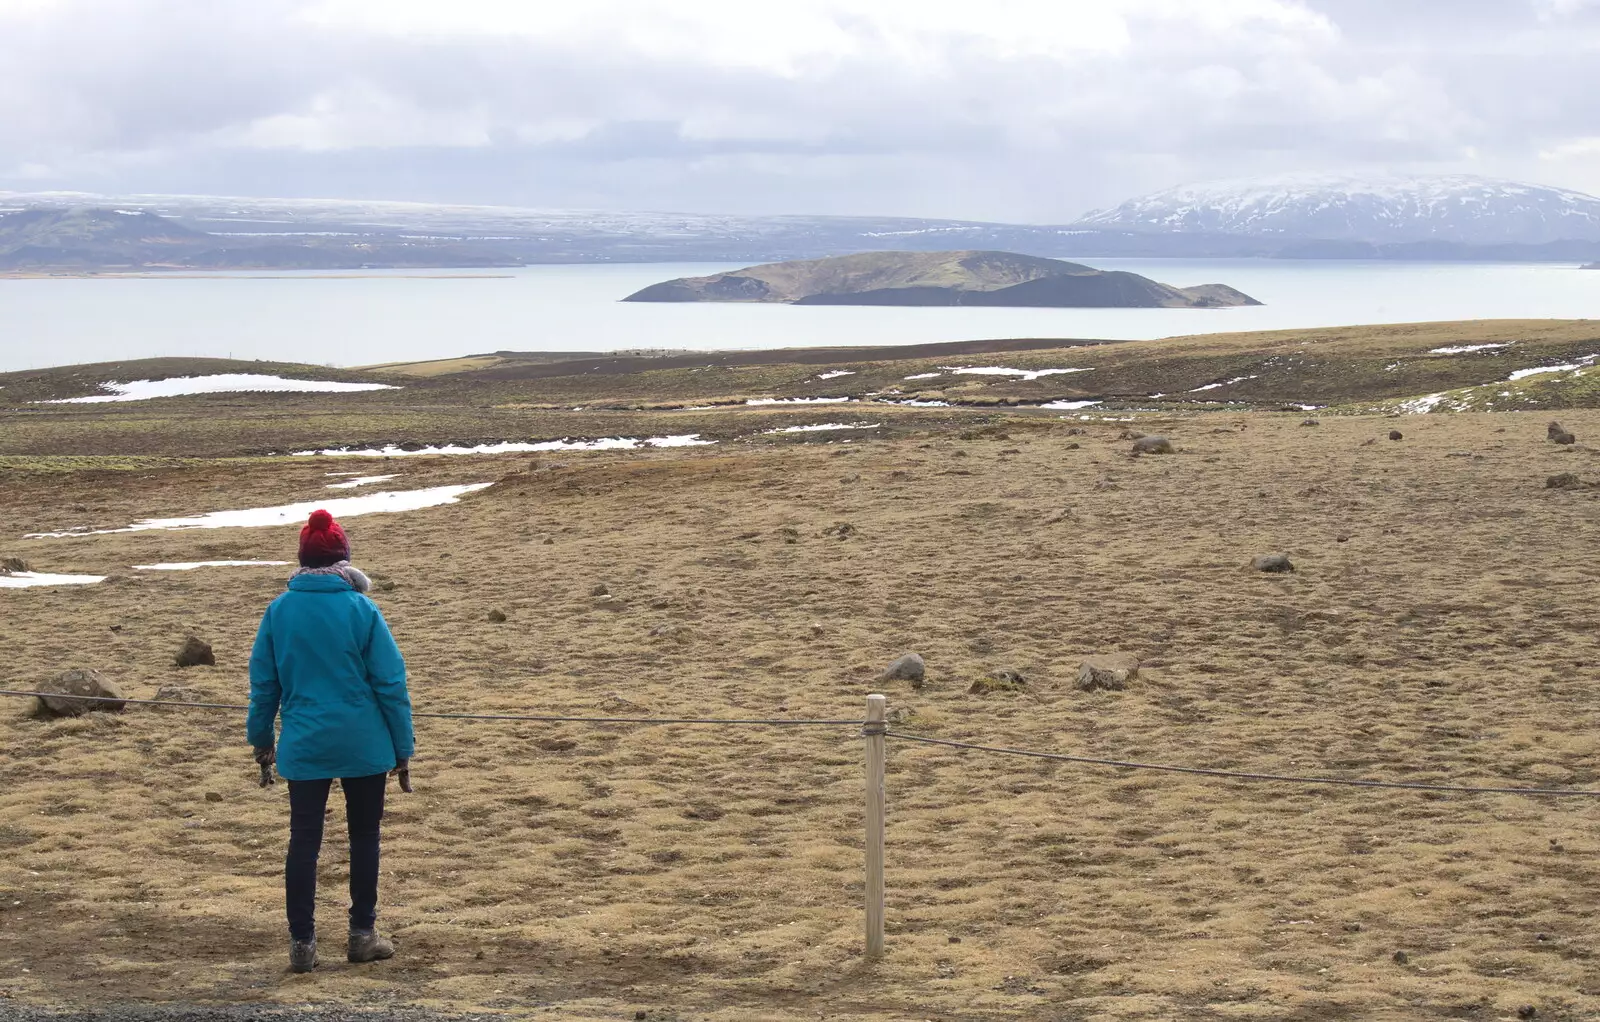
[0,0,1597,219]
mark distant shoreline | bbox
[0,271,517,280]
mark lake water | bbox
[1,259,1596,372]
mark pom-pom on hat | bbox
[298,509,351,568]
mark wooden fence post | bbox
[865,692,887,958]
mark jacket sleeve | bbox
[246,606,281,749]
[364,604,414,760]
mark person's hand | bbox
[392,757,412,793]
[254,745,276,787]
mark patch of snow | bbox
[1039,400,1102,410]
[745,397,852,406]
[941,366,1093,382]
[133,560,290,571]
[816,370,856,380]
[1396,393,1449,414]
[903,372,943,380]
[1430,343,1511,354]
[295,435,713,456]
[25,483,494,538]
[766,422,882,434]
[327,474,399,489]
[1507,364,1582,381]
[885,399,950,407]
[1188,374,1259,393]
[0,571,106,588]
[39,375,398,404]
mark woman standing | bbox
[247,509,414,974]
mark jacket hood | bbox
[287,573,355,593]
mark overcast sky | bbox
[1,0,1598,221]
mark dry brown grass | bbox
[4,410,1600,1020]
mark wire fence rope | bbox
[4,688,1598,796]
[10,686,1600,959]
[886,730,1600,797]
[0,689,863,727]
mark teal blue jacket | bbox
[247,574,414,781]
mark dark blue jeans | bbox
[286,773,387,941]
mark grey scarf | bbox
[290,560,371,594]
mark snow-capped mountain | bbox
[1075,174,1600,245]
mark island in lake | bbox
[622,250,1262,308]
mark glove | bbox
[392,757,413,793]
[254,746,276,787]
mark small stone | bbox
[204,792,223,804]
[1342,922,1362,933]
[822,522,857,539]
[1388,430,1403,441]
[1131,435,1174,455]
[1518,1006,1537,1020]
[590,583,610,597]
[487,609,508,623]
[948,935,961,944]
[969,669,1026,695]
[34,669,125,717]
[0,556,29,574]
[1546,473,1583,490]
[1076,654,1139,692]
[1251,554,1295,573]
[876,653,925,686]
[636,1013,648,1021]
[1392,950,1409,965]
[154,684,199,704]
[174,636,214,668]
[1301,418,1320,426]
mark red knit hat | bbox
[298,509,351,567]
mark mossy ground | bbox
[5,323,1600,1019]
[3,396,1600,1020]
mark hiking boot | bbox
[348,928,395,963]
[289,937,317,974]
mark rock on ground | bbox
[1251,554,1295,573]
[1389,430,1404,441]
[174,636,214,668]
[876,653,925,686]
[34,668,125,717]
[487,609,508,623]
[968,669,1026,695]
[1546,473,1583,490]
[1548,421,1577,445]
[1076,655,1139,692]
[1132,436,1174,455]
[0,556,28,574]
